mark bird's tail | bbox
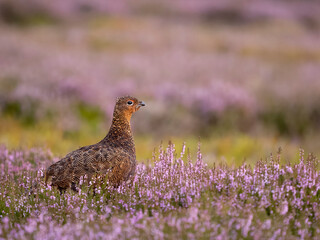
[44,165,55,186]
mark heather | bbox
[1,2,320,239]
[1,0,320,23]
[0,144,319,239]
[0,2,320,142]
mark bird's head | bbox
[114,96,146,121]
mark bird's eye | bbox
[127,101,133,105]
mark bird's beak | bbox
[138,101,146,107]
[135,100,146,111]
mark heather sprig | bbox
[0,144,319,239]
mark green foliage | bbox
[0,2,55,26]
[1,99,39,126]
[76,102,105,129]
[260,106,317,137]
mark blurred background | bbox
[0,0,319,165]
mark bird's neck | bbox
[102,112,135,153]
[108,114,132,139]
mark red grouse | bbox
[45,96,145,193]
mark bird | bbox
[45,96,146,193]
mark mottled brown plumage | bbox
[45,96,145,193]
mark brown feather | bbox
[45,96,145,193]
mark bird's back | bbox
[46,141,134,190]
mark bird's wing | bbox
[108,153,136,186]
